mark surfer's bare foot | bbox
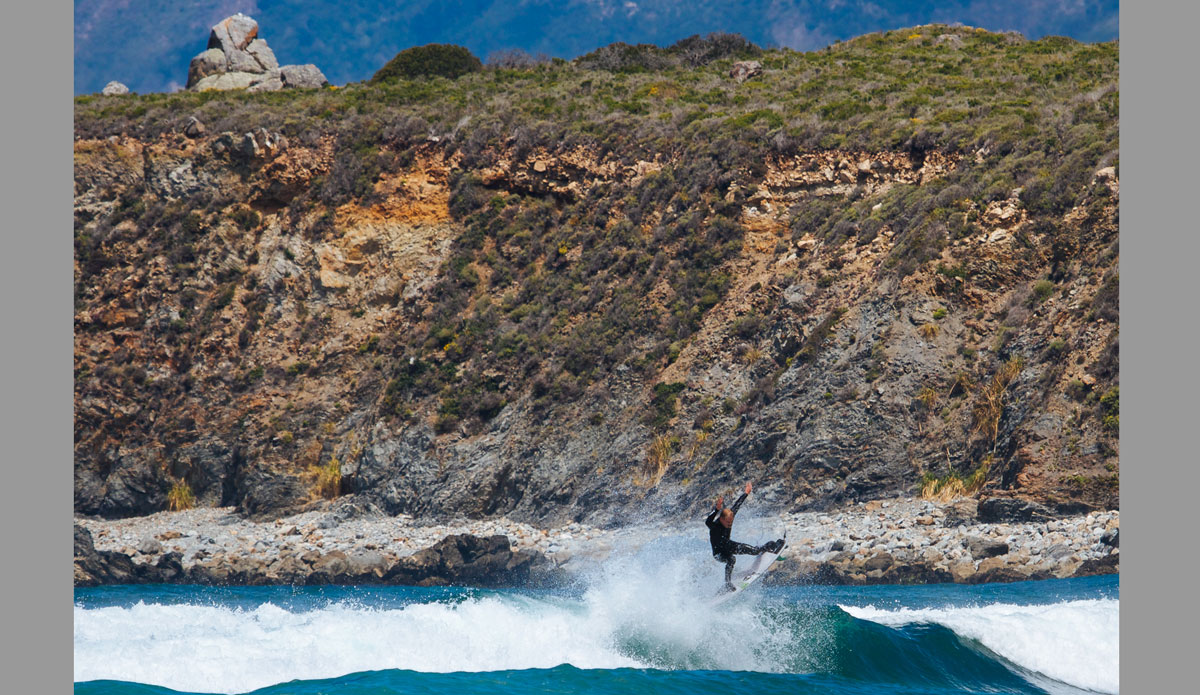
[724,582,736,592]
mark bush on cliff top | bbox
[577,32,761,72]
[371,44,482,83]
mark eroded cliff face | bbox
[74,128,1118,524]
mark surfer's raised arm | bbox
[729,481,752,516]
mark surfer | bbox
[706,482,784,591]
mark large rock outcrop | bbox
[101,81,129,96]
[74,527,557,587]
[186,14,328,92]
[729,60,763,82]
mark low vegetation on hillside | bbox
[73,26,1119,521]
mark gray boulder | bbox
[207,13,260,56]
[101,81,129,96]
[184,117,206,138]
[729,60,763,83]
[186,14,325,92]
[935,34,964,49]
[247,70,284,93]
[246,39,279,72]
[978,497,1054,523]
[137,537,163,555]
[74,525,96,557]
[965,536,1009,559]
[187,49,226,86]
[389,534,549,587]
[191,71,258,92]
[280,64,329,89]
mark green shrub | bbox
[646,382,685,430]
[669,33,761,65]
[932,307,948,320]
[180,212,204,236]
[1090,273,1119,322]
[731,313,765,339]
[475,392,506,421]
[576,42,673,72]
[993,327,1015,352]
[238,365,264,389]
[937,263,968,280]
[1032,279,1055,302]
[229,206,260,231]
[213,283,236,310]
[371,44,482,83]
[1100,386,1119,416]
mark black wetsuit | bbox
[705,493,764,586]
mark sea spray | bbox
[574,532,827,673]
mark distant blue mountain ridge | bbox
[74,0,1118,95]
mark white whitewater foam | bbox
[74,597,642,693]
[73,536,810,693]
[841,599,1119,694]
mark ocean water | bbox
[75,541,1118,695]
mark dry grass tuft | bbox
[921,458,990,501]
[972,357,1024,445]
[312,456,343,499]
[917,386,939,412]
[167,479,195,511]
[639,434,673,486]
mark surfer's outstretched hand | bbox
[745,481,752,495]
[715,495,724,510]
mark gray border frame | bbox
[30,1,1193,692]
[9,0,71,691]
[1123,2,1194,693]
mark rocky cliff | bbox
[74,26,1118,527]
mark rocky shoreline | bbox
[74,497,1118,588]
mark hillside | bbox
[73,26,1119,526]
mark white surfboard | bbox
[706,537,785,607]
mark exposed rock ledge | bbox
[75,526,556,587]
[74,497,1117,587]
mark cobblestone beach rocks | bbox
[74,497,1118,587]
[769,498,1118,584]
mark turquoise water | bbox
[75,572,1117,695]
